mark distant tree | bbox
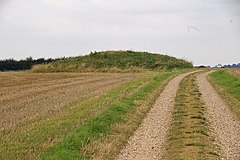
[196,65,207,68]
[26,56,33,62]
[213,62,240,68]
[0,57,63,71]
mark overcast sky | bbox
[0,0,239,66]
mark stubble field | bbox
[0,72,141,130]
[1,69,239,160]
[0,72,145,159]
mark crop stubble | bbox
[226,68,240,78]
[0,72,141,132]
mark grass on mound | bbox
[162,74,223,160]
[41,71,179,160]
[32,50,193,73]
[208,70,240,118]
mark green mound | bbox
[32,50,193,72]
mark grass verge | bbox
[208,70,240,119]
[162,74,223,160]
[41,71,179,160]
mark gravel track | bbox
[117,71,198,160]
[197,71,240,160]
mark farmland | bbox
[0,71,145,159]
[1,0,239,159]
[0,72,143,130]
[0,70,180,159]
[1,52,239,160]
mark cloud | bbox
[0,0,239,65]
[0,0,9,15]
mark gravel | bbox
[117,71,198,160]
[197,71,240,160]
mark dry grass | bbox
[225,68,240,78]
[32,64,146,73]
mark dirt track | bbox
[197,71,240,160]
[0,72,140,131]
[118,71,198,160]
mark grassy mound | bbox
[32,50,193,73]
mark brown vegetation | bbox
[226,68,240,78]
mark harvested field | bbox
[0,72,141,131]
[226,68,240,78]
[0,71,146,159]
[41,71,180,160]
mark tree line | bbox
[0,57,64,71]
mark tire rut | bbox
[117,71,198,160]
[197,71,240,160]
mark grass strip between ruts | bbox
[162,74,223,160]
[41,71,177,160]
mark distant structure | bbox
[197,63,240,68]
[213,63,240,68]
[216,64,223,68]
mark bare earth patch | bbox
[197,71,240,160]
[117,71,198,160]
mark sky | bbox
[0,0,239,66]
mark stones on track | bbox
[118,71,198,160]
[197,71,240,160]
